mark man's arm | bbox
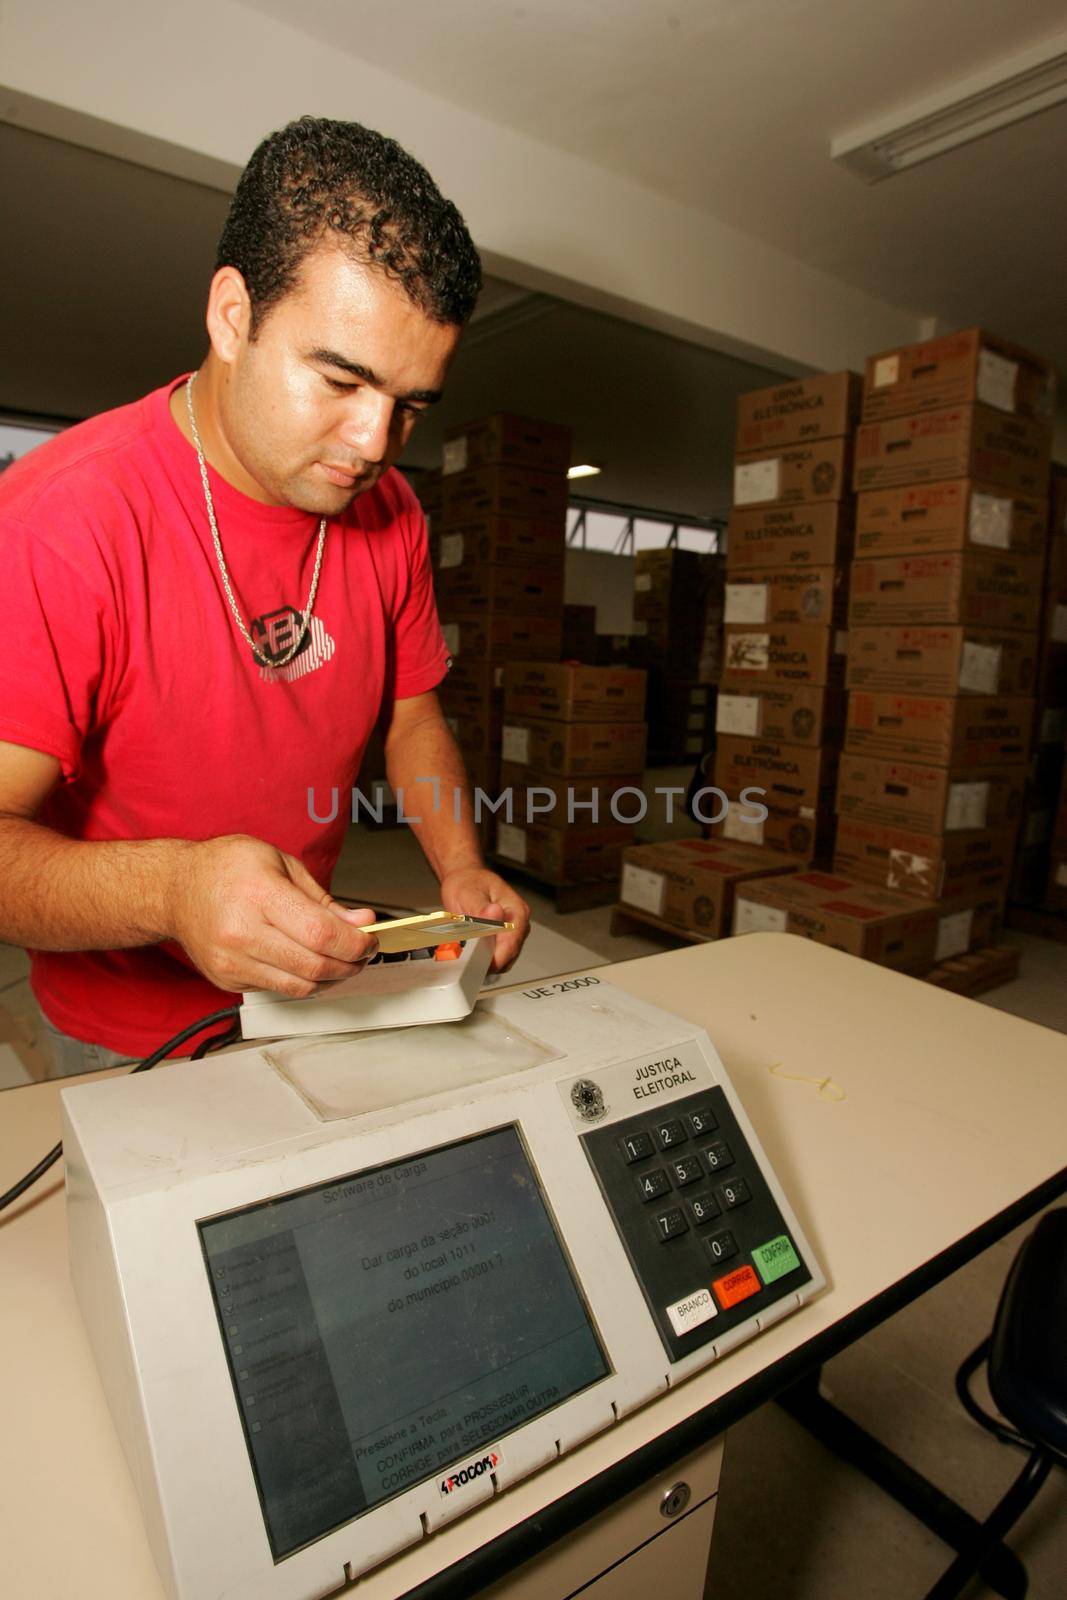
[0,741,377,997]
[383,692,530,970]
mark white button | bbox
[666,1287,718,1337]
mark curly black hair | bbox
[216,116,482,334]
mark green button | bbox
[752,1234,801,1285]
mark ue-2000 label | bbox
[438,1448,501,1497]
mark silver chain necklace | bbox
[184,372,327,669]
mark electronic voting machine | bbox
[63,973,825,1600]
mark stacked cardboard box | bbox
[633,549,725,763]
[732,869,940,974]
[435,414,571,807]
[495,663,647,899]
[711,372,859,861]
[1009,469,1067,903]
[838,328,1055,963]
[616,838,798,940]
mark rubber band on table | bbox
[767,1061,846,1102]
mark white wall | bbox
[0,0,925,378]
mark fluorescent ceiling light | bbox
[833,32,1067,182]
[567,463,602,479]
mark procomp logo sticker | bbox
[438,1449,501,1498]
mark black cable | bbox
[0,1005,239,1214]
[190,1017,242,1059]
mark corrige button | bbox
[712,1264,761,1309]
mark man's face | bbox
[218,246,462,514]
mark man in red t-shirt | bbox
[0,116,529,1070]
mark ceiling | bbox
[241,0,1067,372]
[0,122,781,514]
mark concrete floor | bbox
[2,810,1065,1597]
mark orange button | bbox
[434,941,463,961]
[712,1264,761,1309]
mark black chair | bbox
[778,1207,1067,1598]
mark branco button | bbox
[712,1264,761,1309]
[666,1287,718,1337]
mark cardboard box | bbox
[437,514,566,569]
[853,404,1051,498]
[846,626,1037,697]
[443,413,572,477]
[562,604,598,660]
[861,329,1055,425]
[855,480,1047,558]
[497,766,645,828]
[634,550,726,677]
[440,615,562,662]
[925,943,1020,995]
[849,552,1042,633]
[715,736,839,813]
[732,871,939,974]
[722,623,848,687]
[724,566,846,628]
[833,817,1016,901]
[726,501,854,570]
[932,890,1005,961]
[442,463,569,523]
[736,371,862,452]
[494,819,633,883]
[618,838,799,938]
[499,716,647,776]
[709,801,835,864]
[845,692,1034,767]
[440,662,503,756]
[503,663,646,723]
[734,436,852,506]
[716,684,846,747]
[437,561,564,619]
[836,752,1026,834]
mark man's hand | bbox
[439,866,530,972]
[168,834,378,997]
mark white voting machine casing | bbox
[239,936,491,1037]
[63,975,826,1600]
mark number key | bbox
[706,1230,738,1265]
[718,1177,752,1210]
[703,1140,734,1172]
[685,1106,718,1137]
[653,1207,688,1242]
[687,1191,720,1226]
[655,1118,687,1149]
[620,1131,654,1164]
[669,1154,704,1188]
[636,1168,672,1203]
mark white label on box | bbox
[722,800,764,845]
[1041,707,1067,744]
[958,640,1001,694]
[727,632,770,672]
[977,349,1018,413]
[442,436,468,475]
[666,1287,717,1338]
[725,581,769,624]
[834,629,849,656]
[1051,603,1067,644]
[686,711,705,731]
[439,532,464,569]
[968,491,1012,550]
[635,573,652,592]
[493,665,505,689]
[734,898,787,935]
[716,694,761,737]
[1056,863,1067,888]
[442,622,460,655]
[935,908,974,963]
[621,862,667,918]
[798,805,815,819]
[685,735,704,753]
[945,780,990,831]
[873,354,900,388]
[496,822,526,863]
[501,725,530,764]
[888,849,934,891]
[734,458,781,506]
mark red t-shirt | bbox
[0,375,450,1054]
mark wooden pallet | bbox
[609,902,716,945]
[924,942,1021,996]
[488,857,619,913]
[1005,902,1067,944]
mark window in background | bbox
[0,419,66,475]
